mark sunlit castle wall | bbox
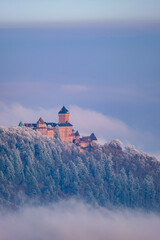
[58,113,69,123]
[59,126,73,143]
[46,127,55,138]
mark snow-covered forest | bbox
[0,126,159,210]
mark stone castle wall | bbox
[23,106,97,150]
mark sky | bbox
[0,0,160,24]
[0,1,160,157]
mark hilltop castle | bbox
[21,106,97,150]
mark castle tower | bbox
[36,117,47,135]
[37,117,46,128]
[58,106,70,123]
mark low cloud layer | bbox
[0,101,159,154]
[0,200,160,240]
[70,105,131,140]
[0,101,136,144]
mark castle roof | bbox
[18,121,23,127]
[24,123,33,127]
[58,106,69,114]
[58,122,72,127]
[90,133,97,141]
[81,136,91,142]
[37,117,45,124]
[75,131,80,137]
[46,122,57,127]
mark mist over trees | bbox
[0,126,159,211]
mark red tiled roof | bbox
[37,117,45,124]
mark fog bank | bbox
[0,200,160,240]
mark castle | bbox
[21,106,97,150]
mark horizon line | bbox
[0,19,160,30]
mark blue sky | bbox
[0,1,160,156]
[0,0,160,24]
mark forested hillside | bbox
[0,126,159,210]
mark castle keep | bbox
[22,106,97,150]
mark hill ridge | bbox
[0,126,159,211]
